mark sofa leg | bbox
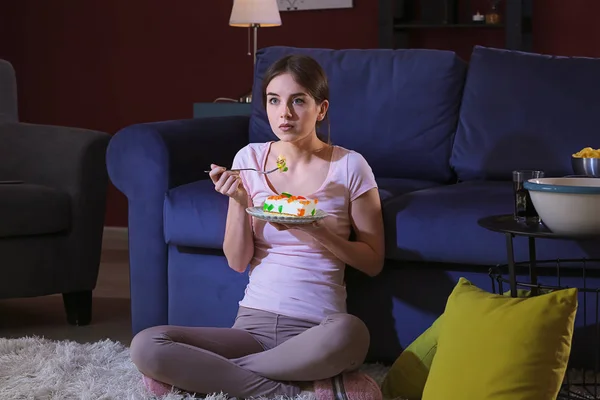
[62,290,93,326]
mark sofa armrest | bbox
[106,116,250,334]
[0,122,110,194]
[0,122,111,290]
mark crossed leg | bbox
[233,313,370,381]
[130,311,370,399]
[130,325,302,398]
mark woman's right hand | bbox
[209,164,248,206]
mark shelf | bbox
[394,23,504,29]
[378,0,533,52]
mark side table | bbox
[193,102,252,119]
[479,214,600,399]
[478,214,600,297]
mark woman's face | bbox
[265,72,328,143]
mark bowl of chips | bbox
[572,147,600,177]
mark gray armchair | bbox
[0,59,111,325]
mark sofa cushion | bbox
[383,181,600,265]
[451,46,600,181]
[422,278,576,400]
[0,183,70,237]
[380,287,548,400]
[251,46,467,183]
[377,178,442,203]
[382,313,444,399]
[164,178,441,249]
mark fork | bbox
[204,167,280,175]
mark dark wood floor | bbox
[0,245,132,345]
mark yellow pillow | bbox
[381,314,443,399]
[381,288,549,400]
[422,278,577,400]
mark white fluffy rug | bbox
[0,336,392,400]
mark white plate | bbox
[245,206,329,224]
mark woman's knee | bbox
[323,313,370,342]
[130,325,172,375]
[321,314,370,362]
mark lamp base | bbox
[239,90,253,103]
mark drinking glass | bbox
[513,170,545,224]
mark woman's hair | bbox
[261,54,331,144]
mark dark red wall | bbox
[0,0,598,227]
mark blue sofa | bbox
[107,45,600,367]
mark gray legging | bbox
[130,306,370,398]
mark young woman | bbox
[130,54,385,400]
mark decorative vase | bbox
[485,1,501,24]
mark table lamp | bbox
[229,0,282,103]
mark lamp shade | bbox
[229,0,282,27]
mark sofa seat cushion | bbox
[383,181,600,265]
[0,183,70,237]
[377,178,442,203]
[164,178,442,249]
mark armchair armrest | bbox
[0,122,110,194]
[106,116,250,333]
[0,121,111,290]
